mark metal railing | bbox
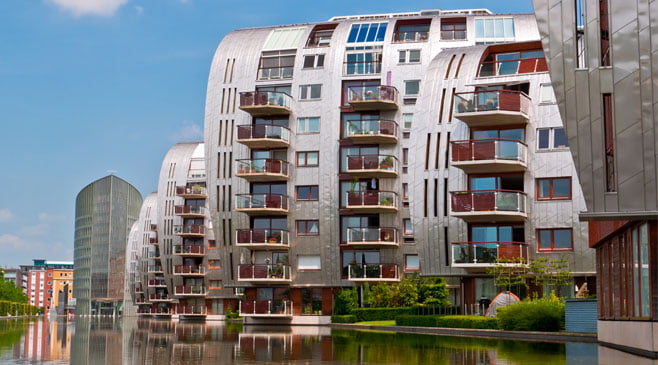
[149,293,171,301]
[173,245,205,255]
[345,119,398,138]
[236,194,289,211]
[173,265,206,275]
[347,85,398,104]
[393,31,429,42]
[238,264,291,280]
[346,227,398,245]
[236,229,290,246]
[148,279,167,287]
[239,300,293,316]
[239,91,292,108]
[236,124,291,143]
[346,154,398,173]
[344,61,381,75]
[348,263,399,280]
[454,90,530,115]
[452,241,528,265]
[147,266,163,273]
[173,224,205,235]
[175,186,207,196]
[345,191,398,209]
[257,67,294,80]
[175,285,207,296]
[177,305,207,315]
[174,205,206,215]
[451,139,527,163]
[478,57,548,77]
[236,159,290,177]
[451,190,527,213]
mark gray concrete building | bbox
[73,175,142,315]
[533,0,658,357]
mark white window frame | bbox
[298,255,321,270]
[299,84,322,100]
[405,255,420,271]
[404,80,420,96]
[302,54,325,69]
[540,83,556,103]
[537,127,569,150]
[398,49,421,64]
[403,113,413,129]
[297,117,320,134]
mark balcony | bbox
[479,57,548,77]
[346,85,398,111]
[236,194,289,215]
[174,285,207,296]
[173,265,206,276]
[148,279,167,288]
[451,139,528,173]
[452,241,528,269]
[149,235,158,245]
[239,91,292,117]
[345,227,399,247]
[173,224,205,237]
[347,263,400,282]
[239,300,293,318]
[345,155,398,178]
[451,190,527,222]
[344,119,398,144]
[149,294,174,302]
[344,60,382,76]
[236,159,290,182]
[393,30,429,42]
[147,266,164,274]
[141,307,172,316]
[345,191,398,213]
[135,286,144,294]
[173,245,205,257]
[176,305,207,316]
[236,124,291,149]
[453,90,530,127]
[135,297,146,304]
[238,264,291,283]
[174,205,206,218]
[176,186,207,199]
[236,229,290,250]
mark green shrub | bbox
[334,288,358,315]
[351,307,415,322]
[497,297,565,332]
[395,315,499,329]
[332,315,357,323]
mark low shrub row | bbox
[0,300,39,317]
[497,297,565,332]
[395,315,499,329]
[350,307,415,322]
[331,315,357,323]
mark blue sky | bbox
[0,0,533,267]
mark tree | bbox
[0,270,28,304]
[487,256,574,298]
[414,275,450,306]
[333,288,358,314]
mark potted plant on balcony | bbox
[191,184,203,194]
[380,156,394,169]
[380,198,393,206]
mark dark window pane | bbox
[554,128,568,148]
[539,230,552,249]
[538,180,551,198]
[303,56,315,68]
[553,178,571,198]
[553,230,572,248]
[538,129,549,149]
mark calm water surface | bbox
[0,317,643,364]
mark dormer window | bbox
[307,24,337,47]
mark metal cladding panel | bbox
[565,299,598,333]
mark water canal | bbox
[0,317,648,364]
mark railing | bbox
[479,57,548,77]
[174,205,206,215]
[175,285,207,296]
[347,85,398,105]
[239,91,292,109]
[147,252,160,258]
[142,307,171,315]
[135,297,146,304]
[148,279,167,287]
[173,224,205,235]
[348,263,399,280]
[345,119,398,138]
[346,191,398,209]
[177,305,207,315]
[440,30,466,40]
[346,227,398,245]
[236,229,290,246]
[454,90,530,116]
[236,159,290,177]
[147,266,163,273]
[452,241,528,265]
[175,186,207,196]
[174,265,206,275]
[451,139,527,163]
[236,125,291,143]
[257,66,294,80]
[236,194,289,211]
[238,264,291,280]
[150,293,171,301]
[173,245,205,255]
[239,300,293,316]
[346,154,398,173]
[393,31,429,42]
[134,286,144,293]
[344,61,381,75]
[451,190,527,213]
[149,236,158,244]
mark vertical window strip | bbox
[599,0,610,66]
[229,253,234,280]
[222,219,227,246]
[454,53,465,78]
[222,186,226,212]
[218,120,223,146]
[433,179,438,217]
[444,54,456,79]
[228,152,233,178]
[448,88,456,122]
[445,132,451,169]
[223,152,228,179]
[230,120,234,144]
[425,133,431,170]
[217,153,221,179]
[438,89,446,123]
[423,179,428,217]
[603,93,615,192]
[216,186,220,211]
[228,219,233,245]
[443,178,448,217]
[434,132,441,169]
[227,88,232,114]
[444,226,449,266]
[221,89,225,114]
[223,58,230,83]
[233,87,237,113]
[228,185,232,211]
[230,58,236,83]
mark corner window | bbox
[299,84,322,100]
[399,49,421,64]
[536,177,572,200]
[405,255,420,271]
[303,54,325,69]
[404,80,420,96]
[296,185,319,201]
[297,220,319,236]
[537,127,569,150]
[298,256,321,270]
[296,151,319,167]
[538,228,573,251]
[297,117,320,134]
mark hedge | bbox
[332,315,358,323]
[350,307,416,322]
[395,315,499,329]
[497,298,565,332]
[0,300,39,316]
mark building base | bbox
[243,315,331,326]
[598,320,658,358]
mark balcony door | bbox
[469,175,523,192]
[341,215,379,242]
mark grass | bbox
[355,320,396,326]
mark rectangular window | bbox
[603,93,615,192]
[403,219,413,236]
[405,255,420,271]
[537,228,573,251]
[537,127,569,150]
[297,220,319,236]
[209,280,222,289]
[540,84,556,103]
[599,0,610,66]
[347,23,388,43]
[402,148,409,165]
[399,49,421,63]
[475,18,515,41]
[394,20,430,42]
[303,54,325,69]
[258,50,295,80]
[296,185,319,201]
[402,183,409,201]
[298,256,321,270]
[404,80,420,96]
[307,24,336,47]
[536,177,572,200]
[299,84,322,100]
[441,18,467,40]
[575,0,587,68]
[403,113,413,129]
[297,117,320,134]
[345,47,382,75]
[208,260,221,269]
[296,151,319,167]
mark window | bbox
[399,49,421,63]
[474,18,515,42]
[394,20,430,42]
[479,50,546,77]
[537,127,569,150]
[307,24,336,47]
[209,280,223,289]
[296,185,319,201]
[403,113,413,129]
[599,0,610,66]
[402,183,409,201]
[298,256,321,270]
[297,220,319,236]
[258,50,295,80]
[303,54,325,69]
[347,23,387,43]
[575,0,587,68]
[207,239,217,249]
[536,177,572,200]
[208,260,221,269]
[297,117,320,134]
[441,18,466,40]
[48,273,53,277]
[345,47,382,75]
[537,228,573,251]
[603,93,615,192]
[299,84,321,100]
[402,148,409,165]
[47,281,52,285]
[540,84,556,103]
[297,151,319,167]
[403,219,413,236]
[301,288,323,315]
[404,80,420,96]
[405,255,420,271]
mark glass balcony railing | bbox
[451,139,527,164]
[346,85,398,106]
[236,229,289,247]
[236,159,290,178]
[175,285,207,296]
[236,194,289,212]
[149,294,172,301]
[451,190,527,213]
[148,279,167,287]
[478,57,548,77]
[239,300,293,316]
[174,205,206,216]
[236,125,291,144]
[346,227,398,245]
[147,266,163,273]
[344,119,398,140]
[173,265,206,275]
[238,264,291,281]
[173,245,205,255]
[175,185,207,197]
[173,225,205,236]
[176,305,207,315]
[257,67,294,81]
[346,155,398,175]
[393,30,429,42]
[344,61,382,75]
[239,91,292,110]
[345,191,398,210]
[454,90,531,115]
[347,263,399,281]
[452,241,528,266]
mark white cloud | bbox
[172,120,203,141]
[0,234,24,250]
[0,209,13,222]
[19,224,50,237]
[48,0,129,17]
[38,212,64,222]
[134,5,143,15]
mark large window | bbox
[404,80,420,96]
[297,151,319,167]
[307,24,336,47]
[341,250,380,277]
[393,19,430,42]
[537,228,573,251]
[536,177,572,201]
[537,127,569,150]
[347,23,388,43]
[399,49,421,64]
[298,256,321,270]
[297,117,320,134]
[440,18,466,40]
[474,18,515,42]
[299,84,322,100]
[345,47,382,75]
[258,50,295,80]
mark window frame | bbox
[398,49,421,64]
[297,117,320,134]
[537,127,569,150]
[207,239,217,249]
[296,220,320,236]
[208,260,221,269]
[536,177,572,201]
[539,83,556,104]
[209,280,223,289]
[296,151,319,167]
[297,255,322,271]
[404,80,420,96]
[404,254,420,271]
[403,218,413,236]
[537,228,574,252]
[296,185,319,201]
[299,84,322,101]
[302,54,325,69]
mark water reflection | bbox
[0,317,652,364]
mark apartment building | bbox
[19,259,73,315]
